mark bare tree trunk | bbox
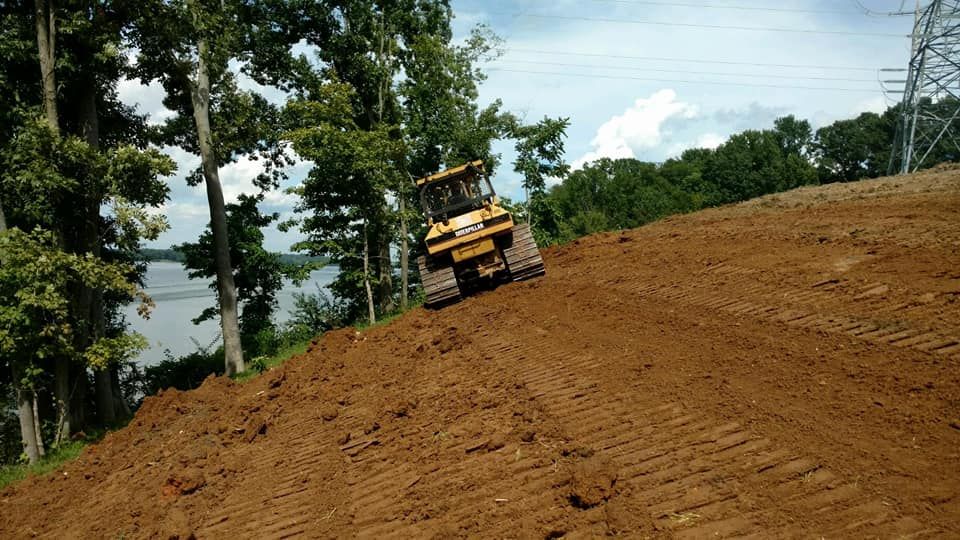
[190,36,244,376]
[377,229,394,314]
[32,392,45,457]
[94,369,114,425]
[34,0,58,135]
[70,369,88,430]
[110,365,131,420]
[399,191,408,311]
[0,200,6,231]
[14,374,40,465]
[54,358,70,445]
[363,221,376,325]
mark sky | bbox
[121,0,918,252]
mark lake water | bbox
[123,261,339,366]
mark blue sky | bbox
[121,0,916,252]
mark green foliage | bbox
[0,437,91,490]
[288,286,348,337]
[815,111,895,182]
[0,228,147,380]
[177,194,303,357]
[510,116,571,196]
[134,350,225,397]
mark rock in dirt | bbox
[567,456,619,509]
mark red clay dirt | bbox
[2,166,959,538]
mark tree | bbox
[706,128,817,204]
[1,0,173,443]
[129,0,298,375]
[815,111,894,182]
[285,80,405,325]
[0,228,148,463]
[288,2,509,320]
[178,194,301,357]
[509,116,571,243]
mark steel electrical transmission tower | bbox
[890,0,960,174]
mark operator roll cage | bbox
[419,163,495,221]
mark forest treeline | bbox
[529,104,956,246]
[139,248,327,266]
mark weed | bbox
[668,511,702,525]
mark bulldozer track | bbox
[503,223,545,281]
[418,256,461,306]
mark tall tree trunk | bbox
[110,365,131,420]
[363,221,376,325]
[190,36,244,376]
[34,0,58,135]
[1,186,43,462]
[32,392,45,457]
[77,76,119,435]
[70,369,88,430]
[94,369,115,425]
[14,374,41,465]
[377,227,394,314]
[399,190,408,311]
[54,358,70,445]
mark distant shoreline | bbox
[139,248,329,266]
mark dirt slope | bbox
[2,166,959,539]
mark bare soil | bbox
[2,166,959,538]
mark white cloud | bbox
[117,78,175,125]
[853,96,888,115]
[572,89,699,169]
[663,132,727,159]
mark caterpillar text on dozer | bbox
[416,160,545,308]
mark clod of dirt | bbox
[267,371,286,389]
[567,457,619,509]
[319,405,339,421]
[163,468,206,497]
[162,508,195,540]
[389,399,417,418]
[242,414,269,443]
[561,446,595,459]
[519,430,536,443]
[486,432,507,452]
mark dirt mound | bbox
[2,168,959,538]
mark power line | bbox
[504,48,882,72]
[494,59,879,82]
[851,0,917,17]
[486,67,881,93]
[495,12,910,37]
[591,0,863,15]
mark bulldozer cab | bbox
[419,161,495,222]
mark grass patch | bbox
[233,337,313,383]
[0,437,96,490]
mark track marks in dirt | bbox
[197,417,344,538]
[602,261,960,363]
[476,328,929,538]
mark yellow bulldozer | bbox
[416,160,545,307]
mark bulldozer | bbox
[416,160,545,307]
